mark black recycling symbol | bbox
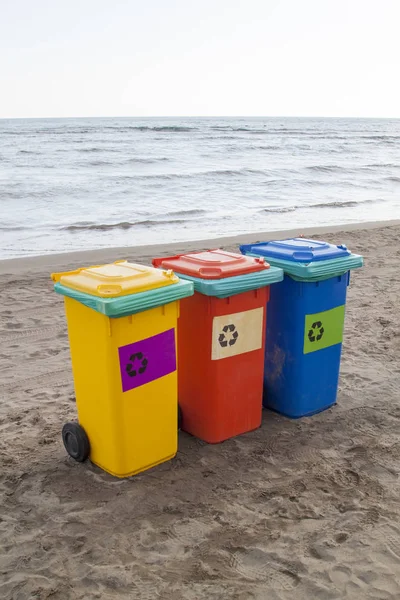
[308,321,324,343]
[218,324,239,348]
[126,352,148,377]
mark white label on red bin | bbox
[211,307,264,361]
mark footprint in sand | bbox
[4,322,23,330]
[378,524,400,560]
[329,565,353,588]
[230,547,300,590]
[335,532,350,544]
[167,518,215,546]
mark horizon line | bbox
[1,115,399,121]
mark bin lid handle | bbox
[97,284,122,296]
[199,267,222,277]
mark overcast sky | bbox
[1,0,399,119]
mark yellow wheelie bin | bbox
[51,261,193,478]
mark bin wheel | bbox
[178,405,183,430]
[62,422,90,462]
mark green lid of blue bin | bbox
[240,238,363,281]
[240,238,351,262]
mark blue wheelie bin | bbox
[240,238,363,418]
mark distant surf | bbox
[1,116,399,258]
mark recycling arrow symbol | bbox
[218,324,239,348]
[126,352,148,377]
[308,321,324,343]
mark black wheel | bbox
[178,405,183,430]
[62,422,90,462]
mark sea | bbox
[1,117,399,259]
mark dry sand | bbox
[0,221,399,600]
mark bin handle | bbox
[97,284,123,296]
[199,267,222,277]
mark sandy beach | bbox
[0,220,399,600]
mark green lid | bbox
[54,278,194,317]
[240,241,363,282]
[171,265,284,298]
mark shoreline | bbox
[1,218,399,275]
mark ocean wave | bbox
[305,164,389,175]
[366,163,400,168]
[78,156,170,167]
[209,126,270,134]
[310,200,359,208]
[63,219,188,232]
[164,209,206,217]
[2,128,92,136]
[386,176,400,183]
[110,168,268,182]
[260,206,297,214]
[204,168,266,176]
[200,135,246,141]
[253,144,281,150]
[126,157,169,164]
[0,190,28,199]
[141,126,196,132]
[85,160,114,167]
[296,135,349,140]
[224,175,368,189]
[259,198,378,214]
[361,135,400,141]
[101,125,197,133]
[79,147,120,153]
[15,163,55,169]
[305,164,344,173]
[15,127,395,141]
[310,199,377,209]
[231,128,269,134]
[225,144,280,151]
[208,127,353,138]
[0,225,28,231]
[1,125,197,136]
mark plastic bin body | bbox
[53,261,193,478]
[239,238,362,419]
[64,298,179,476]
[265,273,349,417]
[152,250,282,443]
[178,287,268,443]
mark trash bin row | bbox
[51,237,363,478]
